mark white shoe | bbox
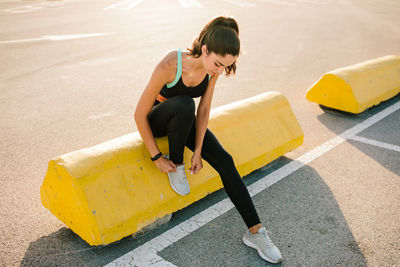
[243,227,283,263]
[164,155,190,196]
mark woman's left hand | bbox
[190,152,203,174]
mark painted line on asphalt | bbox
[349,135,400,153]
[104,0,144,10]
[0,33,115,45]
[0,37,44,44]
[0,2,64,14]
[104,100,400,267]
[257,0,297,6]
[293,0,328,5]
[223,0,255,7]
[178,0,203,8]
[88,112,114,120]
[258,0,328,5]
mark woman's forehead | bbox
[212,53,237,66]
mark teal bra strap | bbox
[166,49,182,88]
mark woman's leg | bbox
[185,118,261,229]
[147,95,195,165]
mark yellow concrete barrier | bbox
[40,91,304,246]
[306,55,400,114]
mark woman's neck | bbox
[183,51,206,74]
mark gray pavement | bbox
[1,0,399,266]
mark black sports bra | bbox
[155,48,210,105]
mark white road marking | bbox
[178,0,203,8]
[104,0,144,10]
[349,135,400,153]
[223,0,255,7]
[0,33,115,45]
[257,0,329,6]
[43,33,115,41]
[293,0,328,5]
[0,37,44,44]
[104,100,400,266]
[257,0,297,6]
[0,2,64,14]
[88,112,114,120]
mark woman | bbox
[134,16,283,264]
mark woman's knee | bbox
[207,149,236,173]
[171,95,195,115]
[221,151,235,168]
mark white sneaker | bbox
[243,227,283,263]
[164,155,190,196]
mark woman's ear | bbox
[201,45,208,55]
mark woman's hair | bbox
[188,16,240,76]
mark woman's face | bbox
[201,45,237,75]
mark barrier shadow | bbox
[316,93,400,175]
[21,214,174,266]
[20,227,129,267]
[23,158,367,266]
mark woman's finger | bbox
[190,165,196,174]
[194,165,201,174]
[169,166,176,172]
[169,160,176,168]
[196,162,203,174]
[192,164,200,174]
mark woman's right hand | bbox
[154,157,177,173]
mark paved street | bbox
[1,0,399,266]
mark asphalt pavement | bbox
[1,0,399,266]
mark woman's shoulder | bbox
[154,49,180,83]
[158,49,179,70]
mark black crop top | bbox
[154,49,210,105]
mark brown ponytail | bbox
[188,16,240,76]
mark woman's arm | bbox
[134,51,176,169]
[189,74,218,174]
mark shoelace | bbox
[176,166,187,184]
[258,229,275,249]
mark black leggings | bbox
[147,95,261,228]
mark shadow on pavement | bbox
[20,227,117,267]
[160,158,368,266]
[316,93,400,175]
[22,157,367,266]
[20,220,144,266]
[348,138,400,176]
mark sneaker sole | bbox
[168,175,190,196]
[242,236,282,264]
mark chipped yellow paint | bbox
[306,55,400,114]
[40,91,303,245]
